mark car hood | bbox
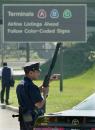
[48,110,95,117]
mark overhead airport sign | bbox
[3,4,87,43]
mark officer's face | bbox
[29,70,40,80]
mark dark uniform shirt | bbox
[16,77,43,112]
[2,66,12,87]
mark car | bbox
[34,93,95,130]
[73,93,95,110]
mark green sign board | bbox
[3,4,87,43]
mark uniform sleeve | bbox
[30,86,43,104]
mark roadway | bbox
[0,108,19,130]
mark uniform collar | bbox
[24,76,32,82]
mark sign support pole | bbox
[26,43,30,62]
[60,43,63,92]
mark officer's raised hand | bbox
[40,86,49,97]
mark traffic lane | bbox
[0,108,19,130]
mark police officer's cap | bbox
[24,62,41,73]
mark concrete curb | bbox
[6,105,19,113]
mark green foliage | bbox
[40,34,95,79]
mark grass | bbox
[9,64,95,114]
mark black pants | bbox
[1,85,10,103]
[20,121,34,130]
[19,112,34,130]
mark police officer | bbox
[16,62,49,130]
[1,62,13,105]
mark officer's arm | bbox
[35,87,49,109]
[39,86,43,93]
[39,86,49,93]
